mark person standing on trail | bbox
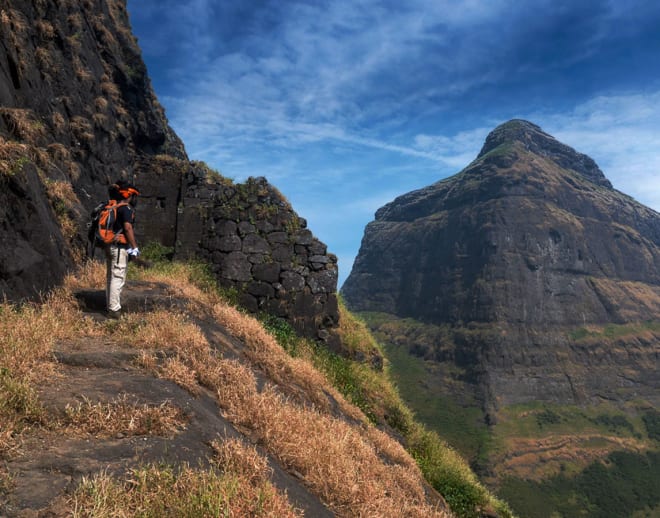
[105,180,140,319]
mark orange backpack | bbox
[89,200,130,248]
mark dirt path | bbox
[1,283,333,517]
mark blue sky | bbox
[126,0,660,287]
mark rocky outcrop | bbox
[343,120,660,409]
[0,0,185,296]
[175,169,339,349]
[0,0,339,346]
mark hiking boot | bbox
[106,309,121,319]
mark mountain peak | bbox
[478,119,612,188]
[477,119,545,155]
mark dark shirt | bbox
[113,203,135,237]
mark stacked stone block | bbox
[176,165,340,349]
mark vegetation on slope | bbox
[498,450,660,518]
[261,299,512,517]
[355,311,660,517]
[0,246,516,517]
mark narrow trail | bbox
[2,281,333,517]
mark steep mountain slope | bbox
[343,119,660,410]
[0,262,454,517]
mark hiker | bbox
[104,180,140,319]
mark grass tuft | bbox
[62,394,186,438]
[70,462,300,517]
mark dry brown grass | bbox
[50,111,68,134]
[70,461,300,518]
[64,260,107,292]
[0,287,84,457]
[2,261,451,516]
[35,19,55,40]
[93,17,117,47]
[62,394,186,438]
[92,112,109,130]
[212,303,364,420]
[70,116,94,144]
[0,9,10,28]
[35,46,56,77]
[0,290,79,382]
[0,108,46,142]
[117,264,447,515]
[117,310,209,352]
[44,179,81,244]
[100,74,121,101]
[94,97,109,112]
[67,160,82,181]
[497,433,648,481]
[0,139,29,177]
[68,418,299,516]
[67,13,83,32]
[210,437,270,483]
[212,359,446,517]
[159,357,201,395]
[66,34,82,52]
[47,142,71,163]
[74,60,94,85]
[589,278,660,320]
[1,8,28,37]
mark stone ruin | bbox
[135,159,341,350]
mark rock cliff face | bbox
[0,0,185,295]
[343,120,660,409]
[0,0,338,346]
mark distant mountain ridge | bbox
[343,119,660,408]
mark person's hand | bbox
[127,247,140,257]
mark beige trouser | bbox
[105,245,129,312]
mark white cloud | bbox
[413,127,490,168]
[533,91,660,211]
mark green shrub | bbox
[141,241,174,262]
[259,313,299,354]
[536,407,562,428]
[591,414,634,434]
[409,426,494,517]
[643,410,660,441]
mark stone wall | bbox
[131,155,186,249]
[175,164,340,349]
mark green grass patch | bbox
[141,241,175,262]
[495,402,646,440]
[569,320,660,343]
[260,313,382,423]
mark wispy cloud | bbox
[151,1,522,154]
[533,91,660,211]
[128,0,660,287]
